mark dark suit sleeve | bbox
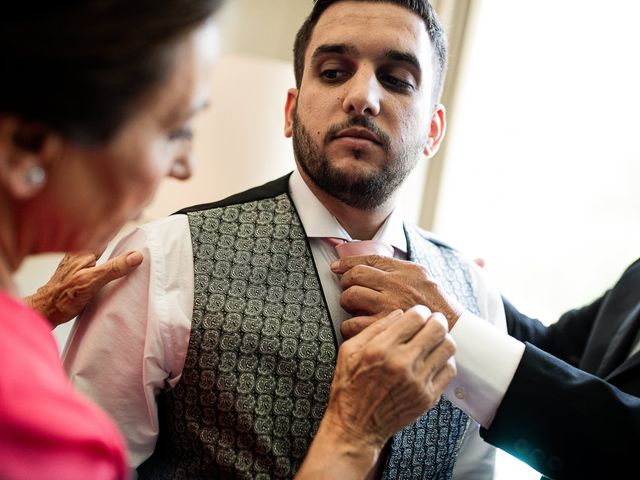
[502,295,605,366]
[480,343,640,479]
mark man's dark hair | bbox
[0,0,224,144]
[293,0,448,103]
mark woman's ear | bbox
[0,117,61,199]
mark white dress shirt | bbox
[64,169,525,479]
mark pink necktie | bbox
[325,237,394,258]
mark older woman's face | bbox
[40,23,217,252]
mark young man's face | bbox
[285,1,445,210]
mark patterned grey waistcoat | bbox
[138,176,480,480]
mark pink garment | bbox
[0,290,128,480]
[324,237,395,258]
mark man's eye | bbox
[321,69,349,81]
[379,74,414,92]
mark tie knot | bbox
[325,237,394,258]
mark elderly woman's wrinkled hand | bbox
[328,306,456,447]
[296,306,456,479]
[24,250,143,328]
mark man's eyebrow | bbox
[310,43,357,63]
[385,49,421,72]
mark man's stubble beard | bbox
[292,109,424,211]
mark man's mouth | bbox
[333,127,382,145]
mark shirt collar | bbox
[288,169,407,254]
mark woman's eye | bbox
[168,126,193,142]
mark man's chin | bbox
[326,147,386,168]
[318,174,390,210]
[320,161,385,185]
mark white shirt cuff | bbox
[445,310,525,428]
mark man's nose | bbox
[342,68,382,116]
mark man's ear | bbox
[284,88,298,138]
[423,104,446,158]
[0,117,61,199]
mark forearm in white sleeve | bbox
[444,262,525,428]
[446,312,525,428]
[62,215,194,467]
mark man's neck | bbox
[298,170,397,240]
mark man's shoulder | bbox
[174,173,292,215]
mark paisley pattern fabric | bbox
[380,225,481,480]
[138,180,480,480]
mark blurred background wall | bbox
[15,1,640,477]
